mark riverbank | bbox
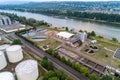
[2,9,120,26]
[1,9,120,41]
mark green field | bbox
[81,37,120,68]
[36,37,61,49]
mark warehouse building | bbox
[66,32,87,47]
[56,32,74,40]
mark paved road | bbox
[9,33,88,80]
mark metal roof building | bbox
[57,32,74,40]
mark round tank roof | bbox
[6,45,21,51]
[15,59,38,74]
[0,51,3,56]
[0,44,10,51]
[0,72,14,80]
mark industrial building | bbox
[56,32,74,40]
[66,32,87,47]
[0,22,25,33]
[0,15,12,26]
[0,15,25,33]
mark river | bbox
[0,10,120,41]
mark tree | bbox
[80,66,89,77]
[48,77,59,80]
[60,56,67,64]
[67,59,72,67]
[90,73,99,80]
[41,57,53,70]
[46,49,53,55]
[41,57,48,69]
[65,27,69,31]
[100,75,112,80]
[12,39,22,45]
[79,30,83,32]
[43,71,56,80]
[79,40,82,46]
[112,38,118,42]
[47,62,54,70]
[56,70,67,80]
[90,31,96,37]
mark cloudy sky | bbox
[0,0,120,2]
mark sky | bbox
[0,0,120,2]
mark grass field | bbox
[81,37,120,68]
[36,37,61,49]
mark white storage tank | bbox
[0,72,15,80]
[6,45,23,63]
[15,59,39,80]
[0,51,7,70]
[0,44,10,51]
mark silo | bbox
[15,59,39,80]
[6,45,23,63]
[0,44,10,52]
[0,72,15,80]
[0,51,7,70]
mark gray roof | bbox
[0,15,9,19]
[114,48,120,59]
[0,22,25,31]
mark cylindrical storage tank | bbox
[0,72,15,80]
[0,51,7,70]
[15,59,39,80]
[6,45,23,63]
[0,44,10,52]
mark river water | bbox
[0,10,120,41]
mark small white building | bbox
[56,32,74,40]
[0,72,15,80]
[91,40,97,44]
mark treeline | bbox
[0,12,48,27]
[41,57,73,80]
[9,8,120,23]
[45,48,120,80]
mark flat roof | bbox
[0,22,25,33]
[57,32,74,39]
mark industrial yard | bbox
[0,10,120,80]
[81,37,120,68]
[0,44,46,80]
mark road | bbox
[9,33,89,80]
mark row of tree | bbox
[9,8,120,23]
[45,49,95,79]
[45,48,120,80]
[41,57,73,80]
